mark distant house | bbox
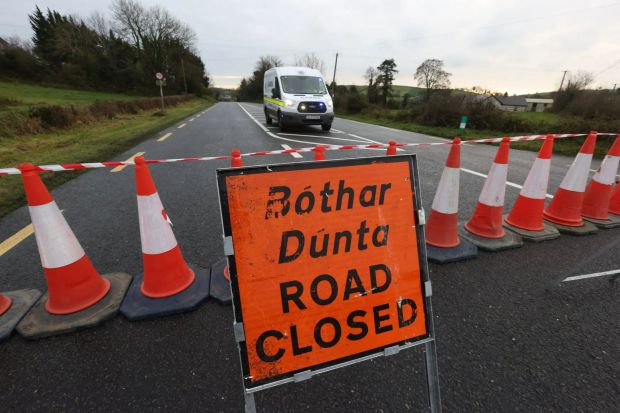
[525,98,554,112]
[491,95,528,112]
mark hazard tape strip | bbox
[0,132,616,175]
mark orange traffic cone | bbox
[120,156,210,320]
[0,295,10,315]
[16,163,130,339]
[0,288,41,342]
[543,132,598,234]
[425,138,477,263]
[387,141,398,155]
[581,136,620,228]
[504,135,560,241]
[461,138,523,251]
[610,183,620,216]
[210,152,242,305]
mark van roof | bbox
[267,66,324,77]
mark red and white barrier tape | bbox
[0,132,616,175]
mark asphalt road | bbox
[0,102,618,412]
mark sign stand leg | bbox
[424,340,442,413]
[244,392,256,413]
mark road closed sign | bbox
[217,155,433,390]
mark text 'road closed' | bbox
[220,157,429,386]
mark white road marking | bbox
[562,269,620,282]
[177,123,187,129]
[189,118,196,122]
[238,103,547,189]
[281,144,303,158]
[238,103,396,151]
[460,167,554,199]
[279,132,370,143]
[331,128,345,134]
[339,117,447,142]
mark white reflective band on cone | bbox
[431,167,459,214]
[137,193,177,254]
[520,158,551,200]
[593,155,619,185]
[560,153,592,192]
[478,163,508,206]
[29,201,85,268]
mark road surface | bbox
[0,102,618,412]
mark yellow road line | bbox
[111,151,145,172]
[0,224,34,257]
[157,133,172,142]
[178,123,187,129]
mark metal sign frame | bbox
[216,155,441,413]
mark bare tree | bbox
[565,70,594,91]
[111,0,146,51]
[293,52,325,73]
[111,0,196,52]
[414,59,451,101]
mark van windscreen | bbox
[280,76,327,94]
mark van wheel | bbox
[278,112,286,132]
[321,123,332,132]
[265,109,272,125]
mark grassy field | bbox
[508,111,564,125]
[338,112,613,158]
[0,81,139,109]
[0,88,212,217]
[349,84,426,98]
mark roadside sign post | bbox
[217,155,441,412]
[155,72,165,111]
[459,115,468,130]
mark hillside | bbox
[0,80,213,217]
[0,81,139,110]
[348,84,426,97]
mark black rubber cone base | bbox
[459,224,523,252]
[503,215,560,242]
[120,264,210,321]
[209,258,232,305]
[17,273,131,340]
[543,219,598,235]
[0,289,41,342]
[583,213,620,229]
[426,239,478,264]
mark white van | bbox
[263,66,334,131]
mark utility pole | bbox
[331,52,339,96]
[559,70,568,91]
[180,58,188,94]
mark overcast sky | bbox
[2,1,620,93]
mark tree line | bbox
[0,0,209,95]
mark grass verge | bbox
[0,98,213,218]
[337,113,614,158]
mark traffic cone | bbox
[387,141,397,155]
[0,289,41,342]
[581,136,620,228]
[16,163,131,339]
[425,138,477,263]
[210,150,241,305]
[120,156,210,320]
[543,132,598,234]
[610,183,620,216]
[504,135,560,241]
[461,138,523,251]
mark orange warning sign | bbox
[217,156,430,388]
